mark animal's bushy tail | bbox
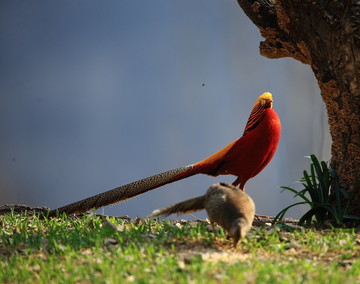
[148,195,205,218]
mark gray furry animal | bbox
[148,182,255,247]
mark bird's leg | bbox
[254,213,270,219]
[232,178,246,192]
[232,177,241,187]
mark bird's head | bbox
[254,92,273,109]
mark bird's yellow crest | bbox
[253,92,273,108]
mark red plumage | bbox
[178,92,281,189]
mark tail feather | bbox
[148,195,206,218]
[50,164,199,216]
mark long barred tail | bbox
[148,195,206,218]
[50,164,199,216]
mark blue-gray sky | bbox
[0,0,331,218]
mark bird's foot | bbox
[254,213,270,219]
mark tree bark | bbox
[236,0,360,212]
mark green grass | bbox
[0,213,359,283]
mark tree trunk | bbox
[236,0,360,212]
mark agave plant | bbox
[274,154,360,225]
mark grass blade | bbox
[280,186,311,204]
[273,202,308,224]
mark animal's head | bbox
[229,217,252,248]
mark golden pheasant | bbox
[50,92,281,216]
